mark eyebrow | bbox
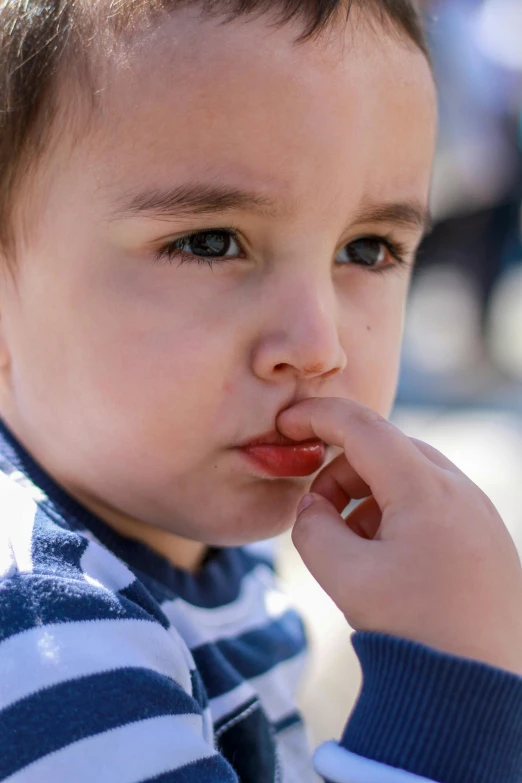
[109,183,432,235]
[109,183,282,221]
[352,200,432,234]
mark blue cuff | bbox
[341,632,522,783]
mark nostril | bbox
[321,365,344,380]
[302,362,328,377]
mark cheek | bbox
[336,279,406,414]
[55,262,238,412]
[84,325,235,429]
[14,279,239,462]
[15,242,255,465]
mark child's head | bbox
[0,0,436,559]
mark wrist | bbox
[341,631,522,783]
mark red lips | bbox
[238,431,326,478]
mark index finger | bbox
[278,397,428,508]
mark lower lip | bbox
[239,441,327,478]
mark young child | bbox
[0,1,522,781]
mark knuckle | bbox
[419,465,457,499]
[436,470,458,501]
[414,438,444,461]
[477,486,501,517]
[357,405,389,431]
[453,473,497,519]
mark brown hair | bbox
[0,0,429,255]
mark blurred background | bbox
[277,0,522,750]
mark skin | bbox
[279,399,522,675]
[0,8,436,573]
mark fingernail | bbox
[297,494,314,516]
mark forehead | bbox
[79,8,436,221]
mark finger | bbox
[292,493,369,602]
[410,438,461,474]
[344,496,382,540]
[311,451,371,513]
[279,398,426,508]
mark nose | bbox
[251,277,347,383]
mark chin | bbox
[198,479,308,548]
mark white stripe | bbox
[313,743,435,783]
[161,564,292,648]
[0,471,37,575]
[209,652,307,724]
[277,725,319,783]
[3,468,47,503]
[5,713,216,783]
[0,535,15,580]
[201,705,215,746]
[250,652,307,721]
[0,618,194,711]
[245,538,277,560]
[79,535,136,593]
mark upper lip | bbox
[239,430,324,449]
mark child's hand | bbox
[278,397,522,676]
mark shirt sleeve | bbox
[313,632,522,783]
[0,572,238,783]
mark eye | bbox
[335,237,401,270]
[177,230,240,258]
[156,229,242,264]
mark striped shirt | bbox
[1,421,522,783]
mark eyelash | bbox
[368,235,410,274]
[154,229,410,274]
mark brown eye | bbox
[336,237,388,267]
[175,230,240,258]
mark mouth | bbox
[237,430,327,478]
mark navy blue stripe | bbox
[190,668,209,710]
[193,611,306,699]
[137,548,266,609]
[119,581,170,630]
[273,711,303,734]
[31,509,89,577]
[0,574,157,642]
[144,754,237,782]
[216,699,277,782]
[193,645,243,699]
[0,667,200,779]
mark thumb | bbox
[292,493,368,608]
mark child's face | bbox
[0,8,436,549]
